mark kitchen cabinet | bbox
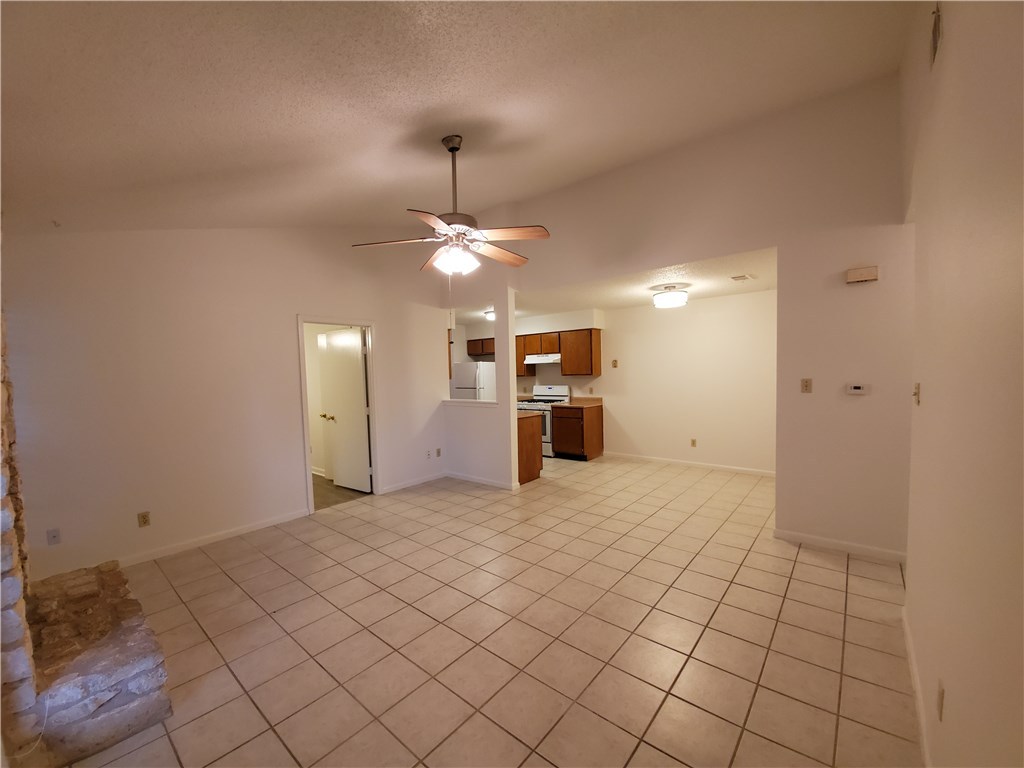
[522,334,541,356]
[551,404,603,460]
[467,337,495,356]
[515,336,536,377]
[559,329,601,376]
[517,411,543,484]
[541,333,560,353]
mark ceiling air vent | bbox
[730,274,753,282]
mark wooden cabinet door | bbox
[559,330,593,375]
[523,334,541,355]
[540,333,560,353]
[482,337,495,355]
[467,338,483,356]
[515,336,536,377]
[552,412,584,455]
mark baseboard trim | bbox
[773,528,906,563]
[902,604,932,766]
[444,471,517,491]
[118,508,310,568]
[375,472,447,494]
[603,452,775,477]
[311,467,325,477]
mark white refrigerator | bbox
[450,362,497,401]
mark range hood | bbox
[524,353,562,365]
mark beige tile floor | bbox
[84,456,922,768]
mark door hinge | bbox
[913,382,921,406]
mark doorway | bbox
[299,320,374,512]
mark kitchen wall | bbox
[775,225,914,559]
[3,227,451,577]
[600,290,777,474]
[899,4,1023,765]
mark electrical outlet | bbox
[588,387,594,394]
[137,512,151,528]
[426,450,431,459]
[435,448,441,458]
[690,438,697,448]
[800,378,813,394]
[937,681,945,722]
[46,528,61,546]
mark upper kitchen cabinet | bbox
[515,336,536,377]
[541,333,560,354]
[467,337,495,356]
[559,329,602,376]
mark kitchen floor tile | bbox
[427,713,530,768]
[634,609,703,654]
[250,658,338,724]
[343,652,429,715]
[840,675,919,740]
[525,639,604,698]
[400,624,474,674]
[165,666,243,731]
[559,613,629,661]
[315,721,416,768]
[276,686,374,767]
[538,704,638,768]
[843,642,913,693]
[379,680,474,758]
[578,665,664,736]
[368,605,437,648]
[645,695,741,768]
[482,673,571,747]
[290,610,361,656]
[414,585,475,621]
[169,696,268,768]
[732,731,826,767]
[671,658,755,725]
[436,646,518,707]
[760,650,840,712]
[745,687,836,765]
[315,629,391,682]
[692,628,767,681]
[481,618,554,668]
[836,717,923,767]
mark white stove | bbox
[516,385,570,456]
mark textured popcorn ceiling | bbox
[1,2,912,234]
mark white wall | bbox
[442,286,517,488]
[900,4,1023,765]
[775,226,914,559]
[599,291,776,473]
[515,309,606,335]
[3,228,450,577]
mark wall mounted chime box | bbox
[846,266,879,284]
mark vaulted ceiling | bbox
[2,2,913,234]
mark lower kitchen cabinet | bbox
[517,412,543,484]
[551,405,603,460]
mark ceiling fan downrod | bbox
[442,135,462,213]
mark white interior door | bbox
[319,327,372,492]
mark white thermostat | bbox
[846,384,868,395]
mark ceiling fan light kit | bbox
[352,135,549,275]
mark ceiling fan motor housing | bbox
[439,212,478,232]
[442,135,462,152]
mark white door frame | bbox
[296,315,379,514]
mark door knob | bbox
[326,415,336,421]
[319,412,328,419]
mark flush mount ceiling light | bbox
[483,308,496,321]
[352,135,550,275]
[651,283,689,308]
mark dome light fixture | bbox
[651,283,689,309]
[483,308,496,321]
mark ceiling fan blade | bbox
[408,209,453,233]
[475,225,550,241]
[474,241,528,267]
[420,246,447,272]
[352,236,441,248]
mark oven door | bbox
[538,410,553,457]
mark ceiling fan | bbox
[352,135,549,275]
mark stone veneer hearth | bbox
[0,319,171,766]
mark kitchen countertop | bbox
[552,398,603,409]
[517,410,542,419]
